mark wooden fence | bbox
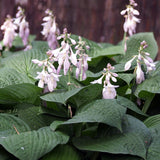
[0,0,160,59]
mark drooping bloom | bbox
[48,28,79,76]
[136,61,145,84]
[14,6,30,46]
[102,82,119,99]
[74,36,91,80]
[91,63,119,99]
[32,57,60,92]
[124,40,156,84]
[1,15,17,48]
[121,0,140,36]
[41,9,60,49]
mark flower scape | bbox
[0,0,160,160]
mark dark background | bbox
[0,0,160,59]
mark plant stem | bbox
[142,94,155,114]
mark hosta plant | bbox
[0,1,160,160]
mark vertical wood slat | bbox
[0,0,159,59]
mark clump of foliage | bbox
[0,0,160,160]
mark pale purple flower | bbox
[46,73,60,92]
[121,0,140,36]
[103,83,119,99]
[90,75,104,84]
[91,63,119,99]
[14,6,30,46]
[1,15,17,48]
[36,69,48,88]
[41,9,60,49]
[136,61,145,84]
[124,55,137,70]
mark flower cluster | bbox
[14,6,30,46]
[91,63,119,99]
[1,15,18,48]
[124,40,156,84]
[121,0,140,36]
[75,36,91,80]
[33,28,90,92]
[0,7,30,49]
[32,58,61,92]
[41,9,60,49]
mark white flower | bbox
[91,75,104,84]
[41,9,59,49]
[14,6,30,46]
[121,1,140,36]
[124,56,137,70]
[36,69,48,88]
[136,62,145,84]
[46,73,60,92]
[103,83,119,99]
[1,15,17,48]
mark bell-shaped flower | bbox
[14,6,30,46]
[124,55,137,71]
[36,69,48,88]
[136,61,145,84]
[102,83,119,99]
[1,15,17,48]
[91,75,104,84]
[41,9,60,49]
[46,72,60,92]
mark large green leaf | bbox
[146,124,160,160]
[31,41,49,52]
[134,75,160,98]
[118,73,135,85]
[0,127,69,160]
[42,145,81,160]
[0,114,30,138]
[41,84,102,108]
[0,68,33,88]
[63,99,126,131]
[120,32,158,62]
[116,96,147,116]
[1,48,47,79]
[144,114,160,128]
[15,104,59,130]
[41,87,82,105]
[0,83,42,104]
[73,115,151,159]
[69,84,102,107]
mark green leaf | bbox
[121,32,158,62]
[0,127,69,160]
[41,87,82,105]
[15,104,58,130]
[0,114,30,138]
[63,99,126,131]
[144,114,160,128]
[118,73,135,85]
[0,68,34,88]
[12,35,36,47]
[146,124,160,160]
[31,41,49,52]
[116,96,147,116]
[134,75,160,99]
[42,145,81,160]
[69,84,102,107]
[0,83,42,104]
[73,115,151,159]
[2,48,47,80]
